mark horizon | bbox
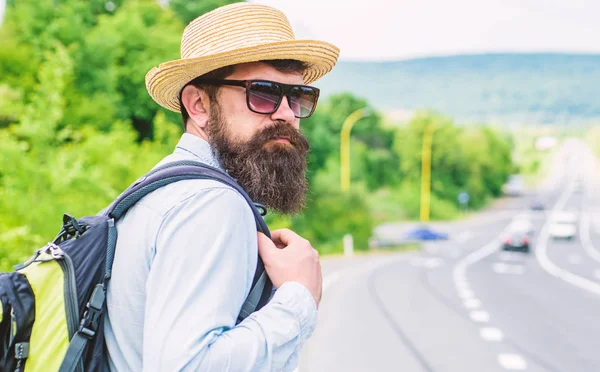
[315,52,600,126]
[334,51,600,64]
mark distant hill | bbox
[316,53,600,125]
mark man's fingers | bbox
[271,228,300,247]
[257,232,277,258]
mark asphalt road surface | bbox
[299,139,600,372]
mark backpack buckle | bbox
[62,214,87,238]
[254,203,268,216]
[78,284,106,339]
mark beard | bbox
[207,103,310,215]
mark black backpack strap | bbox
[0,273,35,372]
[105,161,272,295]
[59,334,86,372]
[59,161,273,372]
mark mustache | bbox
[248,122,310,153]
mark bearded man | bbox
[103,3,339,371]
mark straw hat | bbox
[145,3,340,113]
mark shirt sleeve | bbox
[143,186,317,371]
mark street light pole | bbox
[340,108,371,192]
[420,123,436,222]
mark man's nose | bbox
[270,96,298,128]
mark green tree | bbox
[302,93,400,189]
[0,42,183,270]
[393,111,513,217]
[291,164,374,254]
[168,0,243,24]
[70,0,183,138]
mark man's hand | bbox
[257,229,322,307]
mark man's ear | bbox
[181,85,210,131]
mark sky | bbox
[251,0,600,61]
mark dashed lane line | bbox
[498,353,528,370]
[480,327,504,342]
[463,298,482,309]
[470,310,490,323]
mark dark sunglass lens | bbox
[289,86,318,118]
[248,81,282,114]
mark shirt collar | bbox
[174,133,223,170]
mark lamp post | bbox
[340,108,371,192]
[420,123,436,222]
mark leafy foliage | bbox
[394,112,513,214]
[0,0,515,269]
[169,0,243,24]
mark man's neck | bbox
[186,126,210,142]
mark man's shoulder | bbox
[140,178,246,218]
[135,154,244,217]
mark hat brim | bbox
[145,40,340,113]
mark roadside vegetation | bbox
[0,0,519,268]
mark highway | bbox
[299,139,600,372]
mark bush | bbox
[292,189,374,254]
[0,45,182,270]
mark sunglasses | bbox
[190,78,320,118]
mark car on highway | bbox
[548,211,577,240]
[530,200,545,211]
[404,226,449,241]
[503,174,525,197]
[502,230,531,253]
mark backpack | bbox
[0,160,273,372]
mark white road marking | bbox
[594,269,600,281]
[497,354,528,370]
[580,212,600,264]
[535,174,600,296]
[455,280,470,290]
[463,298,481,309]
[470,310,490,323]
[493,262,525,275]
[480,327,504,342]
[452,238,500,287]
[458,289,474,299]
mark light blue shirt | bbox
[104,133,317,371]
